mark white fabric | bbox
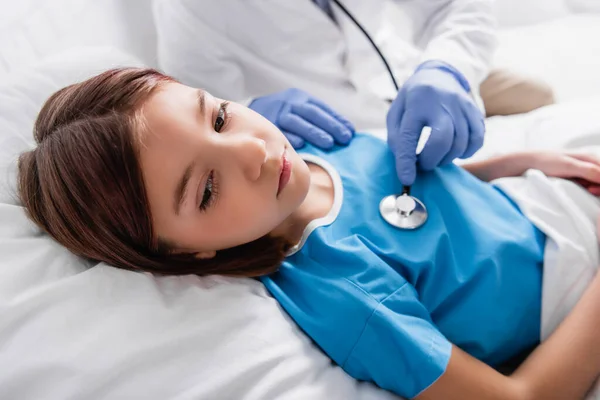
[457,95,600,166]
[153,0,496,131]
[0,47,400,400]
[567,0,600,13]
[493,0,569,27]
[286,154,344,256]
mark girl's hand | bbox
[531,151,600,196]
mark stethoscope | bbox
[331,0,429,229]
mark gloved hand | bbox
[249,88,355,149]
[387,60,486,186]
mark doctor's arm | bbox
[417,271,600,400]
[401,0,497,91]
[387,0,496,186]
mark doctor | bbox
[154,0,554,186]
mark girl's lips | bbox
[278,150,291,195]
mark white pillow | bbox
[0,47,398,400]
[0,0,158,80]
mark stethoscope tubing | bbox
[331,0,428,229]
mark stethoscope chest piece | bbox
[379,193,428,230]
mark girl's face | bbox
[138,82,310,256]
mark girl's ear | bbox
[194,250,217,260]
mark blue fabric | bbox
[260,133,545,399]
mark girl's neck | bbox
[274,161,334,245]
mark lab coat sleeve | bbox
[399,0,498,91]
[153,0,250,101]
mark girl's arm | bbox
[462,152,534,182]
[463,151,600,195]
[417,271,600,400]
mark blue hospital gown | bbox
[260,133,545,399]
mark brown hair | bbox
[17,68,289,277]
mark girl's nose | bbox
[228,135,267,181]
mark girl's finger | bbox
[571,177,592,188]
[567,152,600,165]
[568,158,600,183]
[587,185,600,197]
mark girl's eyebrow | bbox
[196,88,207,118]
[174,162,195,215]
[173,89,207,215]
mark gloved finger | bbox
[291,102,353,145]
[439,108,469,166]
[386,91,406,150]
[282,130,305,149]
[308,96,356,134]
[392,110,424,186]
[461,101,486,159]
[418,111,454,171]
[279,113,335,149]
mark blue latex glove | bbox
[249,88,355,149]
[387,60,486,186]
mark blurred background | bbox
[1,0,600,103]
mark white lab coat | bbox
[154,0,497,130]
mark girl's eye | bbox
[214,101,229,132]
[199,171,218,211]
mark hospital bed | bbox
[1,1,600,398]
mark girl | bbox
[18,68,600,400]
